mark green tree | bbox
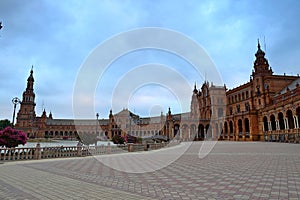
[0,119,12,130]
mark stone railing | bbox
[0,141,179,162]
[264,129,300,143]
[128,142,170,152]
[0,147,35,161]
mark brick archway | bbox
[286,110,294,129]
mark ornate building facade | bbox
[15,41,300,142]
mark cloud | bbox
[1,0,300,120]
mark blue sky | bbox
[1,0,300,121]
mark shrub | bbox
[112,135,125,144]
[62,136,69,140]
[125,134,137,143]
[0,127,28,148]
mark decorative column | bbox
[294,116,299,129]
[268,121,272,131]
[284,118,289,130]
[34,143,41,160]
[295,116,300,143]
[211,127,215,140]
[276,120,280,130]
[242,122,246,140]
[179,128,182,140]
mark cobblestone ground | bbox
[1,141,300,200]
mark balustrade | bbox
[0,141,175,162]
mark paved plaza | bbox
[1,141,300,200]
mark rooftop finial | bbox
[193,82,198,93]
[30,65,34,76]
[257,39,261,50]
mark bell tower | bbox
[190,83,200,119]
[252,40,272,109]
[15,67,37,137]
[252,39,273,76]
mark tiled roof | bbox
[277,77,300,95]
[46,119,109,126]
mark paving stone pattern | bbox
[0,141,300,200]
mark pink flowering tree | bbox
[0,126,28,148]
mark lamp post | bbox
[139,119,142,137]
[128,114,131,136]
[0,21,3,38]
[11,97,21,126]
[96,113,99,146]
[29,111,34,138]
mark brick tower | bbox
[15,67,37,137]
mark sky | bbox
[1,0,300,121]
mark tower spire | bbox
[257,38,261,50]
[193,82,198,93]
[253,40,272,76]
[26,66,34,91]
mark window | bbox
[236,105,240,113]
[218,108,223,117]
[245,102,250,111]
[256,86,261,96]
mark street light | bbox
[0,21,3,38]
[12,97,21,126]
[96,113,99,143]
[128,114,132,136]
